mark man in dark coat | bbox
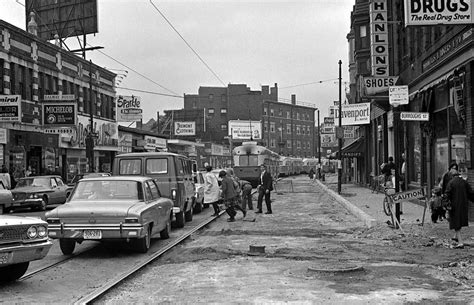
[219,170,245,222]
[256,164,273,214]
[445,168,474,248]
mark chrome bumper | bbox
[48,224,146,240]
[0,239,52,267]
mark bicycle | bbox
[371,174,385,194]
[382,187,396,216]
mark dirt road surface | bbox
[98,175,474,304]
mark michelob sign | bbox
[404,0,474,25]
[116,95,143,122]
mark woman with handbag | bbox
[445,168,474,249]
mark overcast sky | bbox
[1,0,354,123]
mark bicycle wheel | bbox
[383,196,392,216]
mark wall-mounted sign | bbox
[362,76,399,95]
[144,135,167,151]
[228,120,262,140]
[0,128,7,144]
[42,102,77,126]
[43,94,76,101]
[401,112,430,121]
[174,121,196,136]
[404,0,474,26]
[324,117,334,125]
[0,95,21,122]
[370,0,389,76]
[389,85,409,106]
[116,95,142,122]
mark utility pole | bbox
[86,60,95,173]
[337,60,342,194]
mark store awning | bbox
[341,138,365,158]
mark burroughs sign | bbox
[404,0,473,26]
[42,103,77,126]
[0,95,21,122]
[116,95,143,122]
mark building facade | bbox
[0,19,118,183]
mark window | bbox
[192,101,197,108]
[144,183,153,201]
[286,140,291,148]
[220,108,227,114]
[119,159,142,175]
[270,108,274,116]
[287,111,290,119]
[270,138,275,148]
[50,178,58,188]
[270,122,275,133]
[296,112,300,120]
[264,107,268,115]
[286,124,291,134]
[208,108,215,114]
[146,158,168,174]
[264,124,267,132]
[360,25,367,37]
[221,94,226,102]
[209,94,214,101]
[279,108,283,116]
[221,124,227,131]
[147,180,161,198]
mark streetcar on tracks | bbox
[278,156,304,177]
[232,142,280,187]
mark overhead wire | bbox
[279,78,340,89]
[149,0,226,87]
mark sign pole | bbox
[337,60,342,195]
[87,60,95,173]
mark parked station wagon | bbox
[45,176,173,254]
[0,215,52,282]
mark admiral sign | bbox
[0,95,21,122]
[404,0,474,26]
[174,122,196,136]
[42,103,77,126]
[116,95,142,122]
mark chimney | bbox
[291,94,296,105]
[27,12,38,36]
[270,83,278,101]
[261,85,269,96]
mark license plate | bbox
[83,230,102,239]
[0,252,11,265]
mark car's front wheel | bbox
[136,225,151,253]
[0,262,29,282]
[59,239,76,255]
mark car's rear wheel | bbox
[136,225,151,253]
[59,239,76,255]
[173,210,185,228]
[185,203,193,222]
[193,198,202,214]
[0,262,29,282]
[160,215,171,239]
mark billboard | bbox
[116,95,142,122]
[404,0,474,26]
[25,0,98,41]
[331,103,371,126]
[0,95,21,122]
[228,120,262,140]
[174,122,196,136]
[42,102,77,126]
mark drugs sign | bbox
[404,0,474,26]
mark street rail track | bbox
[73,210,225,304]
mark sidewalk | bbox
[318,173,432,228]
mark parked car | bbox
[0,215,52,282]
[193,171,206,213]
[68,172,111,187]
[11,176,72,212]
[113,152,195,229]
[45,176,173,254]
[0,181,13,214]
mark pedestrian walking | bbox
[219,170,245,222]
[309,168,315,180]
[444,168,474,249]
[239,179,253,211]
[204,165,221,216]
[256,164,273,214]
[440,162,459,193]
[381,156,395,182]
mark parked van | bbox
[112,152,195,228]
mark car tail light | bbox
[171,189,177,200]
[124,217,139,223]
[27,226,38,239]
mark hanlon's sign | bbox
[42,103,77,126]
[362,76,399,95]
[370,0,389,76]
[116,95,143,122]
[401,112,430,121]
[389,188,426,203]
[404,0,474,26]
[0,95,21,122]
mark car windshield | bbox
[70,180,142,201]
[16,177,50,188]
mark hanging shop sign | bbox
[324,117,334,125]
[174,121,196,136]
[370,0,389,77]
[362,76,399,95]
[404,0,474,26]
[321,134,337,148]
[116,95,142,122]
[144,135,167,151]
[228,120,262,140]
[332,103,371,126]
[321,124,335,134]
[42,102,77,126]
[389,85,409,106]
[0,95,21,122]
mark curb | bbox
[315,179,378,228]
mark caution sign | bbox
[389,188,425,203]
